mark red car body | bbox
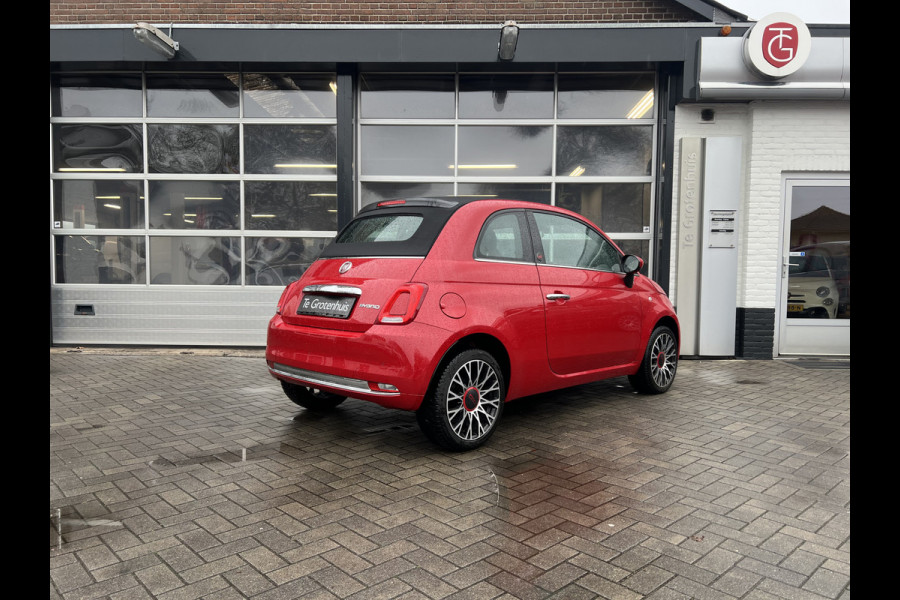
[267,197,679,450]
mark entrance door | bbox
[778,178,850,356]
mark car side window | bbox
[532,212,621,272]
[475,211,528,262]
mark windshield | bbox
[789,250,831,277]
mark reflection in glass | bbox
[459,74,554,119]
[245,182,338,231]
[458,126,552,176]
[55,235,146,284]
[242,73,337,118]
[147,74,240,117]
[149,236,241,285]
[613,239,650,275]
[360,182,454,208]
[244,125,337,175]
[558,73,655,119]
[53,124,143,173]
[53,180,144,229]
[787,185,850,320]
[556,126,652,177]
[246,237,332,285]
[361,126,454,176]
[556,183,650,233]
[533,212,614,270]
[360,74,455,118]
[148,124,239,174]
[149,181,239,230]
[456,183,551,204]
[51,74,142,117]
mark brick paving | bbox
[50,349,850,599]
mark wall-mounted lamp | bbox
[133,22,179,59]
[498,20,519,61]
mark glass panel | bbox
[533,212,619,271]
[476,212,527,261]
[146,74,240,118]
[787,185,850,320]
[149,181,239,230]
[245,236,332,286]
[149,236,241,285]
[53,124,143,173]
[360,74,455,118]
[613,239,650,275]
[53,180,144,229]
[148,124,239,174]
[361,125,454,176]
[556,126,652,177]
[55,235,146,284]
[458,126,552,176]
[360,182,454,208]
[245,181,338,231]
[338,215,424,243]
[558,73,655,119]
[456,182,551,204]
[244,125,337,175]
[459,74,553,119]
[51,74,142,117]
[242,73,337,118]
[556,183,650,233]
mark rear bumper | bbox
[266,315,449,411]
[269,362,396,397]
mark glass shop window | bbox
[51,74,143,118]
[245,181,339,231]
[53,180,144,229]
[242,73,337,119]
[54,235,146,284]
[146,73,240,118]
[148,181,240,230]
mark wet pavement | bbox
[50,349,850,600]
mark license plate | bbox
[297,294,357,319]
[787,303,804,312]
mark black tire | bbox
[628,325,678,394]
[281,380,346,411]
[417,349,505,451]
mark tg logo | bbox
[743,13,811,79]
[761,22,799,67]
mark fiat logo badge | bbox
[339,261,352,274]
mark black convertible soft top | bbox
[319,197,494,259]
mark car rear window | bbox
[337,215,423,243]
[320,206,456,258]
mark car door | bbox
[529,210,642,375]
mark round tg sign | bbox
[742,12,811,79]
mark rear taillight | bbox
[275,282,296,315]
[378,283,427,324]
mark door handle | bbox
[546,293,570,301]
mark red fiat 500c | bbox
[266,197,679,451]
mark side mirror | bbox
[622,255,644,288]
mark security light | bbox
[133,22,179,59]
[498,21,519,61]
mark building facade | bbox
[49,1,850,357]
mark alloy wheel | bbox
[650,331,677,389]
[445,359,502,442]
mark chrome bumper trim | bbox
[270,363,399,396]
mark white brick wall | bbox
[671,101,850,309]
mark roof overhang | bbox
[50,23,716,66]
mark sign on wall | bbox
[742,12,812,79]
